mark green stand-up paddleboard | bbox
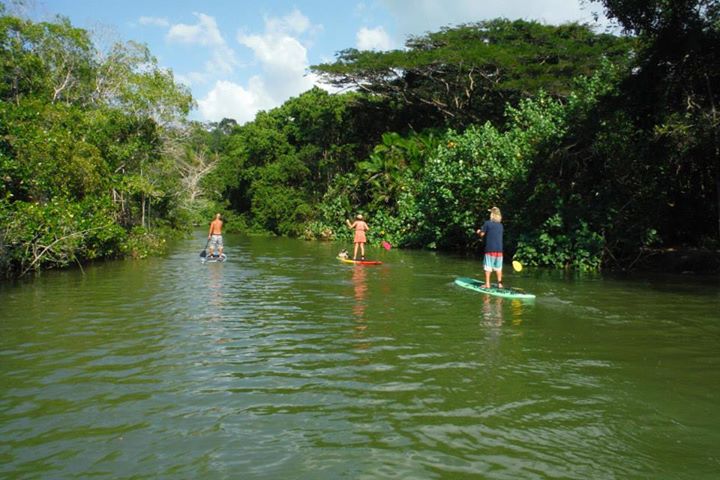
[454,277,536,300]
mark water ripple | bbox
[1,235,719,478]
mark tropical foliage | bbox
[312,19,634,128]
[208,4,718,271]
[3,0,719,276]
[0,12,199,277]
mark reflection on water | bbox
[207,260,224,320]
[350,265,371,354]
[480,295,529,327]
[509,299,525,325]
[1,234,719,480]
[352,265,367,322]
[481,295,504,327]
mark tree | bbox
[214,89,368,231]
[590,0,720,241]
[0,15,94,104]
[0,12,196,276]
[312,19,633,128]
[93,40,194,126]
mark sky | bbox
[19,0,612,124]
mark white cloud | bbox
[265,8,312,35]
[139,16,169,28]
[379,0,609,39]
[167,12,224,46]
[239,32,308,76]
[165,13,239,88]
[196,9,341,123]
[174,71,210,87]
[356,26,394,51]
[198,79,274,124]
[205,43,238,75]
[236,29,316,108]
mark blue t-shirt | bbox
[481,220,503,253]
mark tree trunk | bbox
[141,194,146,229]
[716,175,720,240]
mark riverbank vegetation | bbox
[211,2,719,271]
[0,8,221,277]
[2,0,718,277]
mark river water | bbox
[1,233,719,479]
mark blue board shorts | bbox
[484,253,503,272]
[210,234,223,249]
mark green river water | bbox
[1,233,719,479]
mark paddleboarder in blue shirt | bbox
[476,206,503,289]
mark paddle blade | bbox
[512,260,523,272]
[381,241,392,251]
[200,238,210,258]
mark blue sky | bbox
[24,0,610,124]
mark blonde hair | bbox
[489,207,502,222]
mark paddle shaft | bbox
[200,238,210,257]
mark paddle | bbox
[380,230,392,251]
[199,238,210,258]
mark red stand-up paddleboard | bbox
[337,256,382,265]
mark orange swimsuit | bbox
[351,221,368,243]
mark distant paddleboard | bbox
[202,253,227,263]
[454,277,535,299]
[337,256,382,265]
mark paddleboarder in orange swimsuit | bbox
[346,214,369,260]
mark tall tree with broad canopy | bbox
[311,19,634,129]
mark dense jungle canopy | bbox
[1,0,719,277]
